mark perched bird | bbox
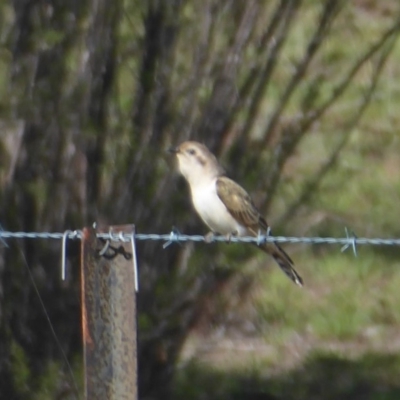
[169,141,303,287]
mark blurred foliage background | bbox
[1,0,400,399]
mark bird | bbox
[169,141,303,287]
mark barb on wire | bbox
[163,227,183,249]
[0,225,9,248]
[257,227,271,246]
[341,227,358,257]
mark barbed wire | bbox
[2,228,400,289]
[1,229,400,247]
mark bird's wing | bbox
[217,177,302,286]
[216,176,269,231]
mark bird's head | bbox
[168,141,224,185]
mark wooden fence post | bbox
[81,225,137,400]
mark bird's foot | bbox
[204,232,215,243]
[225,231,238,244]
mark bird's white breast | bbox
[191,179,246,235]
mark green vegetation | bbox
[173,352,400,400]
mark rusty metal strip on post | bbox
[81,225,137,400]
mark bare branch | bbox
[277,30,399,227]
[262,0,345,148]
[260,11,400,213]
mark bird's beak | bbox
[167,146,179,154]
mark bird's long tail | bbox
[259,242,303,287]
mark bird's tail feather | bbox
[260,242,303,287]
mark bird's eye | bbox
[187,148,196,155]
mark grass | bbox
[177,245,400,398]
[174,351,400,400]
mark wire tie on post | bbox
[97,228,115,256]
[163,227,181,249]
[130,228,139,292]
[341,227,358,257]
[98,239,111,256]
[61,230,73,280]
[118,231,128,242]
[109,228,120,242]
